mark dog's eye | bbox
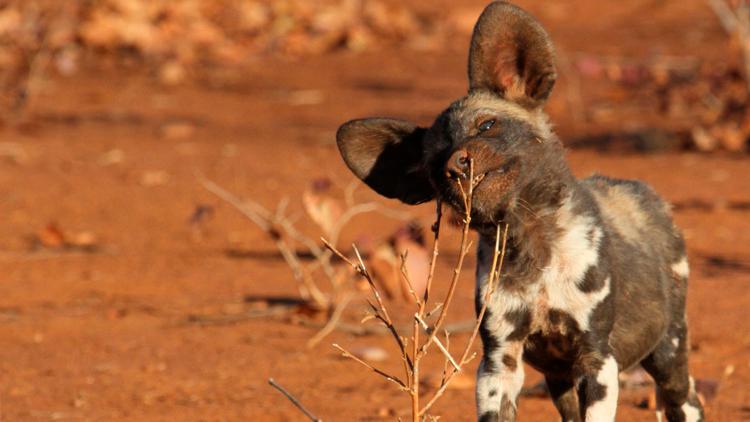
[478,119,495,133]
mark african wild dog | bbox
[334,2,704,421]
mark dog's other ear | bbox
[336,118,434,205]
[468,1,557,108]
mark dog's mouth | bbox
[475,162,513,188]
[467,158,518,193]
[441,158,519,219]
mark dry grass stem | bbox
[268,378,323,422]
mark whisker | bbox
[517,198,540,220]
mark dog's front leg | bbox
[476,340,525,422]
[578,354,619,422]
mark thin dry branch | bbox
[418,162,477,358]
[422,200,443,306]
[322,238,414,373]
[399,252,422,305]
[415,314,460,371]
[330,159,490,422]
[707,0,750,91]
[419,222,509,416]
[268,378,323,422]
[198,175,329,309]
[332,343,408,390]
[708,0,740,32]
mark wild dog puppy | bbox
[334,2,703,421]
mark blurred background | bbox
[0,0,748,420]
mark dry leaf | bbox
[37,223,66,248]
[691,126,718,152]
[301,179,343,237]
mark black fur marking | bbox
[501,354,517,371]
[578,375,608,415]
[578,264,608,293]
[479,308,501,373]
[478,411,499,422]
[504,308,531,341]
[546,376,582,422]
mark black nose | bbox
[445,149,470,178]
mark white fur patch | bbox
[682,401,702,422]
[542,198,602,285]
[539,197,609,330]
[476,344,525,414]
[585,355,620,421]
[671,336,680,349]
[681,377,702,422]
[476,359,502,412]
[672,256,689,279]
[476,239,534,339]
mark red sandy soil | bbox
[0,0,748,420]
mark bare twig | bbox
[198,175,329,309]
[707,0,750,91]
[415,314,460,371]
[328,159,508,420]
[332,344,407,390]
[419,161,476,357]
[268,378,323,422]
[399,252,422,305]
[329,202,412,246]
[708,0,739,32]
[420,222,509,416]
[323,238,414,373]
[423,200,442,306]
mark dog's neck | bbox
[477,169,592,286]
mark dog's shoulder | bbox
[581,173,684,258]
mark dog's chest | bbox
[478,208,611,342]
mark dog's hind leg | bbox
[545,376,582,422]
[640,317,704,422]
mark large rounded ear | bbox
[336,118,434,205]
[468,1,557,108]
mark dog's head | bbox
[337,2,570,230]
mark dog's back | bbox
[584,175,690,367]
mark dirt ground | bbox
[1,0,749,420]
